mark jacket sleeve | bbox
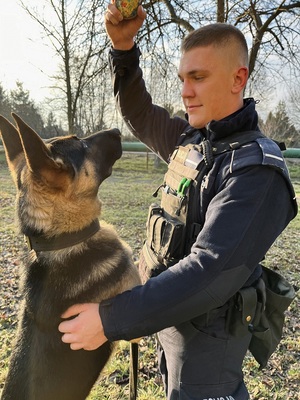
[100,160,295,341]
[109,45,189,162]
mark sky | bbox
[0,0,57,102]
[0,0,296,124]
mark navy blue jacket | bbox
[100,45,297,341]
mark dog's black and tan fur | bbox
[0,114,141,400]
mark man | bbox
[59,4,297,399]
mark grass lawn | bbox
[0,152,299,399]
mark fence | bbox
[122,142,300,158]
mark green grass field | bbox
[0,152,299,399]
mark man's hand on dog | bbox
[59,303,108,351]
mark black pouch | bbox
[227,266,296,369]
[249,266,296,369]
[140,241,166,280]
[146,203,185,266]
[226,285,258,337]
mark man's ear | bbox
[232,66,249,94]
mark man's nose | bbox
[181,80,194,98]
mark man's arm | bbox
[59,165,294,348]
[109,45,189,161]
[105,2,189,161]
[99,166,295,341]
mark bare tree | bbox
[287,75,300,129]
[217,0,225,22]
[22,0,300,130]
[229,1,300,79]
[21,0,110,134]
[138,0,300,90]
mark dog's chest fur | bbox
[21,224,137,331]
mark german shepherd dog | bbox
[0,114,141,400]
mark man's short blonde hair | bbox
[181,23,249,67]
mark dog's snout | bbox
[111,128,121,137]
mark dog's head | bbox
[0,113,122,235]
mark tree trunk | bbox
[217,0,225,22]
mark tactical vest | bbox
[142,129,297,276]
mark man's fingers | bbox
[61,333,100,351]
[59,318,76,334]
[106,3,123,24]
[61,333,82,351]
[137,5,147,19]
[59,310,81,334]
[61,332,75,343]
[61,303,86,319]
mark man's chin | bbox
[188,119,206,129]
[186,113,207,129]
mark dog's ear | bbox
[0,115,24,163]
[0,115,25,184]
[12,113,71,189]
[12,113,56,171]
